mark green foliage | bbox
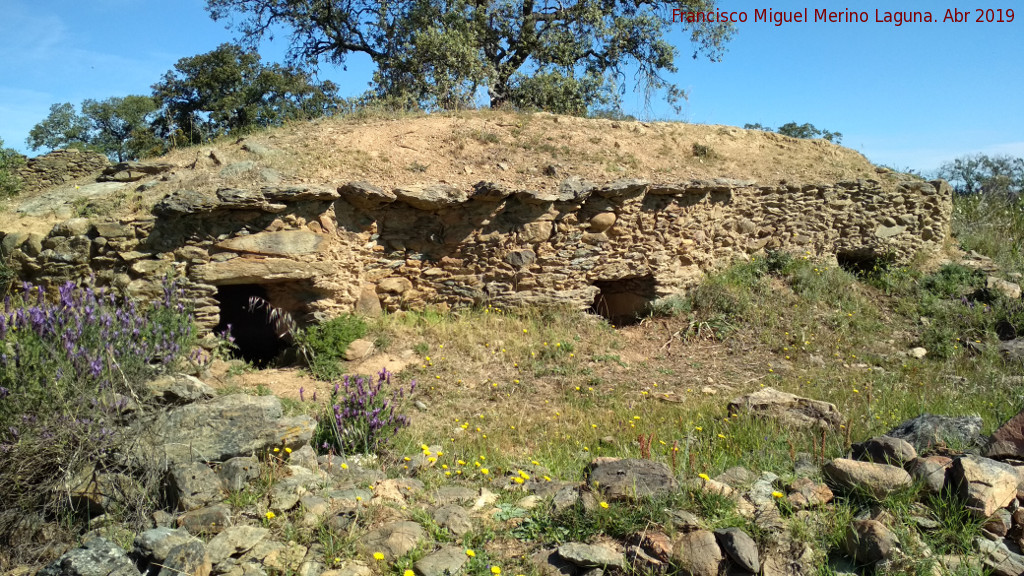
[939,153,1024,196]
[511,500,598,544]
[205,0,734,114]
[26,97,160,161]
[152,43,342,146]
[27,102,91,152]
[0,138,25,198]
[744,121,843,144]
[295,314,368,381]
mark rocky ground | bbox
[24,368,1024,576]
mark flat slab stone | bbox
[413,545,468,576]
[19,182,129,217]
[728,387,844,429]
[394,184,469,210]
[587,458,677,501]
[215,230,327,256]
[191,258,335,284]
[133,394,315,464]
[356,521,428,562]
[557,543,623,568]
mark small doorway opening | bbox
[836,249,894,276]
[214,284,289,367]
[590,275,658,326]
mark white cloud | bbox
[0,7,67,65]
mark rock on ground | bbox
[822,458,912,500]
[587,458,677,501]
[727,387,844,429]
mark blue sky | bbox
[1,0,1021,174]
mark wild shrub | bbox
[921,264,984,299]
[312,369,413,455]
[0,138,25,198]
[0,278,196,557]
[295,313,367,381]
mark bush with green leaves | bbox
[0,278,196,555]
[0,138,25,198]
[311,369,413,455]
[295,313,368,381]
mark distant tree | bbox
[151,43,342,145]
[938,154,1024,196]
[26,96,160,161]
[26,103,91,152]
[744,122,842,144]
[0,138,26,198]
[204,0,735,113]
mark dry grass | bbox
[1,110,888,236]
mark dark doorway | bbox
[214,284,288,367]
[836,249,894,276]
[590,275,657,325]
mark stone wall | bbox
[0,176,953,334]
[14,149,111,192]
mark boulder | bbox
[557,543,624,568]
[589,213,616,233]
[134,528,199,567]
[671,530,722,576]
[158,539,211,576]
[145,374,216,405]
[727,387,844,429]
[218,456,261,492]
[851,436,917,466]
[988,276,1022,300]
[134,393,315,465]
[822,459,912,500]
[785,477,833,510]
[886,413,983,454]
[905,456,952,494]
[843,520,899,565]
[950,455,1019,518]
[414,546,469,576]
[356,521,428,562]
[587,458,677,501]
[976,537,1024,576]
[177,504,231,535]
[206,526,270,568]
[713,527,759,573]
[39,538,141,576]
[168,462,226,511]
[986,408,1024,459]
[432,504,473,537]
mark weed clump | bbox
[312,369,413,455]
[296,313,368,381]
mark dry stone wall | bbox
[0,175,953,334]
[14,149,110,192]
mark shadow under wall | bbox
[590,275,658,326]
[213,284,288,367]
